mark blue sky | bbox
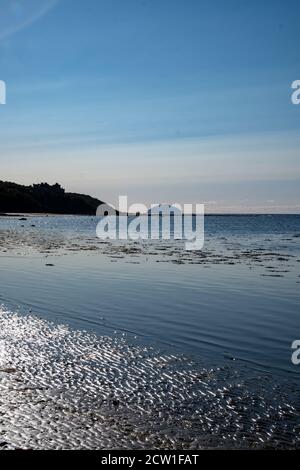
[0,0,300,212]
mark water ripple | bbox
[0,308,299,450]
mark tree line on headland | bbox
[0,181,103,215]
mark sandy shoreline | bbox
[0,217,299,449]
[0,307,299,450]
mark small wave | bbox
[0,307,299,450]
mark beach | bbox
[0,214,299,449]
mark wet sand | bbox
[0,217,299,449]
[0,308,299,450]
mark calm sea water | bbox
[0,214,299,381]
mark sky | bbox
[0,0,299,213]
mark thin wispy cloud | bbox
[0,0,58,41]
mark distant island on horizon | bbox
[0,181,103,215]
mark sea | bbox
[0,214,299,449]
